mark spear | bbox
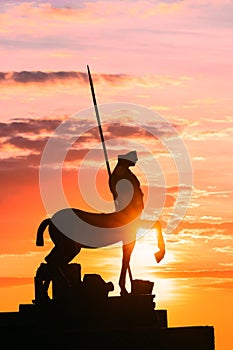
[87,65,111,178]
[87,65,133,284]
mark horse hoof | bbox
[120,289,129,296]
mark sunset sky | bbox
[0,1,232,349]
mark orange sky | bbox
[0,1,233,349]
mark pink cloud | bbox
[0,0,232,78]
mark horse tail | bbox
[36,218,51,246]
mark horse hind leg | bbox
[34,263,52,303]
[44,243,81,267]
[43,243,81,293]
[42,243,81,301]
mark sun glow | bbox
[132,228,176,267]
[154,278,177,304]
[123,227,180,303]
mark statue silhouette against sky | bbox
[109,151,144,295]
[36,150,165,300]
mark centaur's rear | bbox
[36,207,142,265]
[35,207,165,300]
[36,216,83,266]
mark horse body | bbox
[36,207,165,296]
[36,206,141,248]
[36,206,142,293]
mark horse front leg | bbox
[119,241,135,296]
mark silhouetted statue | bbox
[35,151,165,301]
[109,151,144,295]
[83,274,114,302]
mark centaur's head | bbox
[117,150,138,167]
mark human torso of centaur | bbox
[109,165,144,215]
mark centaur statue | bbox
[36,151,165,299]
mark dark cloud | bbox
[0,118,62,137]
[142,122,179,138]
[106,122,179,140]
[97,73,129,85]
[107,123,142,138]
[0,117,104,179]
[12,70,88,83]
[4,136,49,152]
[13,71,48,83]
[107,121,182,140]
[0,72,6,80]
[0,155,41,172]
[65,148,95,162]
[0,71,130,85]
[0,1,87,10]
